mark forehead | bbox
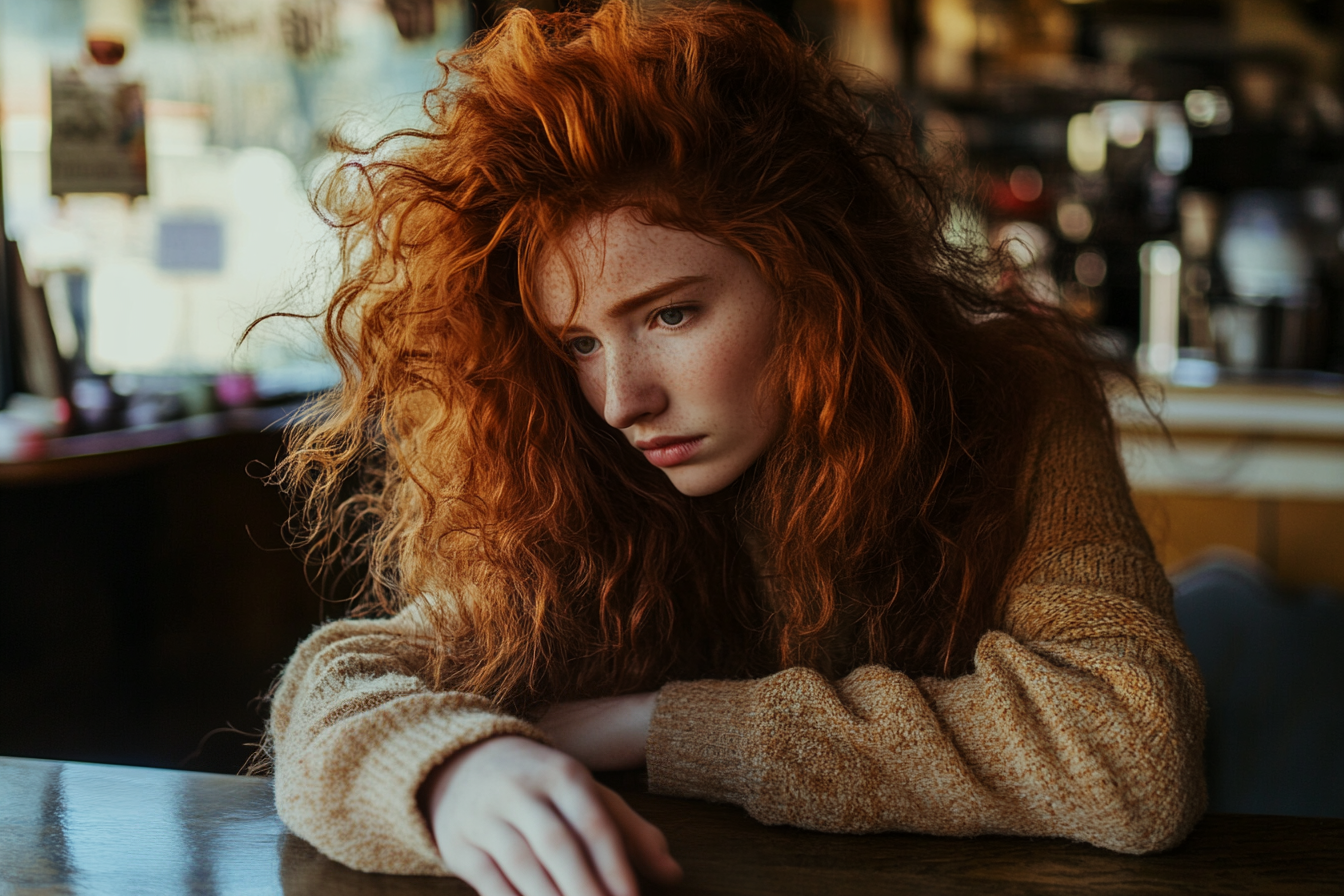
[533,208,724,327]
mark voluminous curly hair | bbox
[272,0,1114,713]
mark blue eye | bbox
[568,335,598,356]
[657,307,686,326]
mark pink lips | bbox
[634,435,705,468]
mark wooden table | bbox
[2,758,1341,894]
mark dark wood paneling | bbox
[0,432,345,773]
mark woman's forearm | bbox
[537,692,659,770]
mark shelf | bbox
[0,403,301,486]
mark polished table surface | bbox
[2,757,1341,895]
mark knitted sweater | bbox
[267,398,1207,874]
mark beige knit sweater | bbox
[268,398,1207,875]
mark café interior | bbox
[1,0,1342,890]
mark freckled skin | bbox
[535,208,783,497]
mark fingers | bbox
[459,777,634,896]
[454,845,524,896]
[427,738,668,896]
[596,786,683,885]
[478,823,565,896]
[548,777,641,896]
[519,811,621,896]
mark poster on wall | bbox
[49,67,148,196]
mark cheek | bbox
[686,343,767,419]
[716,318,775,409]
[576,367,605,415]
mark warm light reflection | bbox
[1139,240,1182,377]
[1184,88,1233,127]
[1100,101,1147,148]
[1057,198,1094,242]
[1067,112,1106,173]
[1075,248,1107,287]
[1009,165,1044,203]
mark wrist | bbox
[418,735,520,826]
[633,690,658,760]
[536,692,660,771]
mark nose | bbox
[600,347,666,430]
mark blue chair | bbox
[1173,553,1344,818]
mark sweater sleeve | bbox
[645,399,1208,855]
[268,602,546,875]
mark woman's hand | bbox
[537,693,658,771]
[421,735,681,896]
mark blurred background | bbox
[0,0,1341,816]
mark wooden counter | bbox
[2,757,1341,895]
[1113,380,1344,590]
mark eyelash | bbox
[565,304,696,357]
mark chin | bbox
[663,465,742,497]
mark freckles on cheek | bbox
[710,332,756,383]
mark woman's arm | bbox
[420,735,679,896]
[268,608,545,875]
[269,606,680,890]
[536,693,658,770]
[644,399,1207,855]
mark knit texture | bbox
[268,398,1207,873]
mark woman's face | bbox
[535,208,783,497]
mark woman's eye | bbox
[656,307,687,326]
[568,335,599,356]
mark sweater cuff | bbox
[645,678,762,809]
[365,701,546,872]
[280,693,546,876]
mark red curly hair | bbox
[271,0,1115,712]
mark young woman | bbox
[263,3,1206,894]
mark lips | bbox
[634,435,705,468]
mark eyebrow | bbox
[600,274,709,321]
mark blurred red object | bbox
[87,38,126,65]
[0,414,46,462]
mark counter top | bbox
[1111,381,1344,499]
[1112,381,1344,440]
[1,756,1341,895]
